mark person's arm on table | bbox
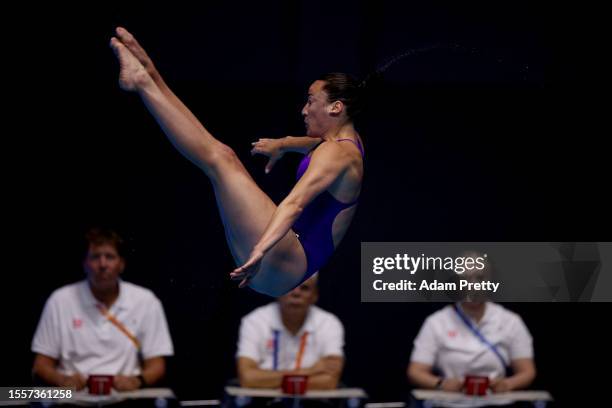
[238,356,343,390]
[298,356,343,390]
[33,354,87,390]
[407,362,463,392]
[114,356,166,391]
[238,357,286,388]
[490,358,536,393]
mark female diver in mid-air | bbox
[110,27,364,296]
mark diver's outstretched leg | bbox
[114,27,206,135]
[110,37,306,296]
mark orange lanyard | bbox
[294,332,309,370]
[95,304,141,350]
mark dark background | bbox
[4,1,607,407]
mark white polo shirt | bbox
[410,303,533,380]
[32,280,174,376]
[237,303,344,370]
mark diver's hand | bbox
[251,138,285,173]
[230,249,265,288]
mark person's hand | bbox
[320,358,343,374]
[292,360,326,377]
[60,373,87,390]
[441,378,464,392]
[490,378,513,393]
[113,375,142,391]
[230,249,265,288]
[299,360,327,376]
[251,138,285,173]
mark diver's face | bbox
[302,80,332,137]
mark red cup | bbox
[464,375,489,396]
[281,375,308,395]
[88,375,114,395]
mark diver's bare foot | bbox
[109,37,152,92]
[115,27,159,80]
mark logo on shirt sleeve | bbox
[72,318,83,329]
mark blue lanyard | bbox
[272,330,280,371]
[453,304,509,370]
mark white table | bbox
[411,390,553,408]
[225,387,367,399]
[225,386,367,408]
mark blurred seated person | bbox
[236,274,344,389]
[32,227,174,391]
[407,252,536,395]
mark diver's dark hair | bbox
[317,72,365,120]
[319,44,442,120]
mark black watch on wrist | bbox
[137,374,146,388]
